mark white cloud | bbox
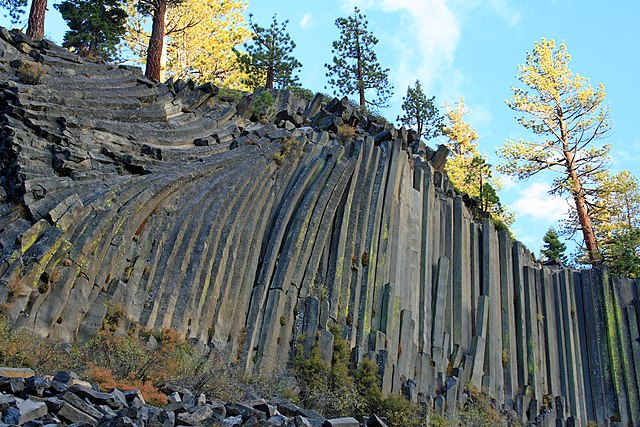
[511,181,569,221]
[487,0,521,27]
[300,12,312,29]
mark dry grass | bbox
[17,60,46,85]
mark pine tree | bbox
[55,0,127,61]
[541,227,567,264]
[443,99,514,227]
[138,0,183,81]
[587,170,640,276]
[325,7,393,109]
[397,80,443,140]
[0,0,46,39]
[498,38,611,263]
[165,0,248,88]
[235,14,301,90]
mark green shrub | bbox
[218,86,245,103]
[286,86,315,101]
[252,90,276,123]
[273,135,301,165]
[354,357,383,417]
[0,314,69,373]
[381,393,421,427]
[293,344,330,410]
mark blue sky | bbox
[2,0,639,255]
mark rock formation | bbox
[1,28,639,425]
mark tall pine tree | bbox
[325,7,392,109]
[55,0,127,61]
[498,39,611,263]
[235,14,301,90]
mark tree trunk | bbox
[26,0,47,40]
[145,0,167,82]
[266,67,274,90]
[354,27,365,109]
[573,191,600,263]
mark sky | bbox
[2,0,639,256]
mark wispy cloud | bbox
[487,0,521,27]
[511,181,569,221]
[300,12,312,29]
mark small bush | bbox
[273,136,301,165]
[17,60,46,85]
[218,86,244,104]
[0,314,70,374]
[286,86,315,101]
[381,393,421,427]
[252,90,276,123]
[337,124,356,140]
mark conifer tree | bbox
[498,38,611,263]
[325,7,393,109]
[26,0,46,39]
[55,0,127,61]
[235,14,301,90]
[397,80,443,140]
[541,227,567,264]
[166,0,249,87]
[443,99,514,226]
[587,170,640,276]
[138,0,182,81]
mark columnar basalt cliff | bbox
[1,29,639,425]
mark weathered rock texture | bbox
[1,29,639,425]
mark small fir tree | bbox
[235,14,302,90]
[55,0,128,60]
[397,80,443,140]
[325,7,393,109]
[541,227,568,264]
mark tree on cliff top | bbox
[585,170,640,276]
[397,80,443,141]
[138,0,183,81]
[235,14,301,90]
[498,38,611,263]
[541,227,567,264]
[325,7,393,109]
[165,0,249,87]
[55,0,127,61]
[443,98,514,227]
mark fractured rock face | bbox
[1,28,640,427]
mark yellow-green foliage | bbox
[17,60,46,85]
[381,393,421,427]
[0,314,67,373]
[273,136,301,165]
[218,86,245,103]
[337,124,356,140]
[293,344,330,410]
